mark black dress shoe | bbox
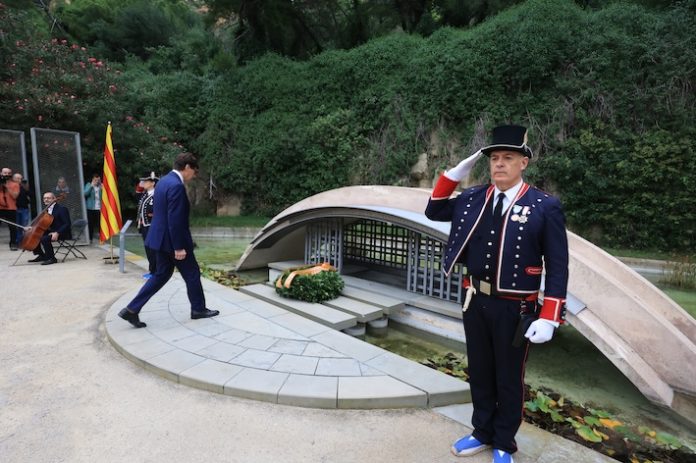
[41,257,58,265]
[118,308,147,328]
[191,308,220,319]
[28,256,47,263]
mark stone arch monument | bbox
[237,185,696,423]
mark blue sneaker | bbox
[451,434,491,457]
[492,449,514,463]
[142,273,152,279]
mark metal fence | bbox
[30,128,88,244]
[0,129,28,177]
[304,217,464,303]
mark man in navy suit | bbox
[425,125,568,463]
[28,192,72,266]
[119,153,219,328]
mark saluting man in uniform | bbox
[136,172,158,278]
[425,125,568,463]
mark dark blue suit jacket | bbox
[49,203,72,240]
[144,171,193,253]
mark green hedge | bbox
[198,0,695,252]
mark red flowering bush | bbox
[0,5,191,210]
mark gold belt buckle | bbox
[479,280,491,295]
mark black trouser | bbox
[463,293,530,454]
[0,209,17,246]
[139,226,156,274]
[33,234,56,259]
[87,209,100,241]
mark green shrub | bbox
[275,265,345,303]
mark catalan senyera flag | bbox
[99,122,123,242]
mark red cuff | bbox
[540,296,565,324]
[431,174,459,199]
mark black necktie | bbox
[493,192,505,219]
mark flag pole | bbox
[103,233,117,264]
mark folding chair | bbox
[54,218,88,262]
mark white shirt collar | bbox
[172,169,184,183]
[493,179,524,211]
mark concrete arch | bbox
[237,185,696,422]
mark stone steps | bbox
[239,283,357,331]
[341,275,462,320]
[338,286,404,314]
[321,297,384,323]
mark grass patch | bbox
[604,247,696,262]
[123,235,251,266]
[189,215,270,228]
[662,288,696,319]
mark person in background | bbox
[54,176,70,196]
[136,172,158,279]
[83,173,102,243]
[13,173,31,246]
[118,153,219,328]
[425,125,568,463]
[0,167,20,250]
[28,192,72,266]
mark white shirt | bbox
[93,185,101,210]
[493,179,524,215]
[172,169,184,183]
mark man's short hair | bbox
[173,152,199,171]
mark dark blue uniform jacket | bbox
[425,177,569,322]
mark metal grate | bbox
[343,219,409,269]
[304,217,463,303]
[407,233,464,303]
[0,130,28,176]
[30,128,88,244]
[305,219,343,270]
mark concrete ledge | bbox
[240,284,357,330]
[338,376,427,409]
[322,296,384,322]
[223,368,289,403]
[366,352,471,407]
[106,278,472,410]
[277,374,338,408]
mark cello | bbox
[21,193,67,251]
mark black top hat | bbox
[139,171,159,182]
[481,125,534,158]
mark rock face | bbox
[216,193,242,216]
[410,152,430,188]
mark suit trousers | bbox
[34,234,56,259]
[139,226,157,274]
[463,293,530,454]
[127,248,206,313]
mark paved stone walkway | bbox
[106,275,469,409]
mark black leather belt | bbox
[468,276,538,301]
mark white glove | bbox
[524,318,559,344]
[444,150,482,182]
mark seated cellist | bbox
[28,192,72,266]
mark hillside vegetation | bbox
[1,0,694,250]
